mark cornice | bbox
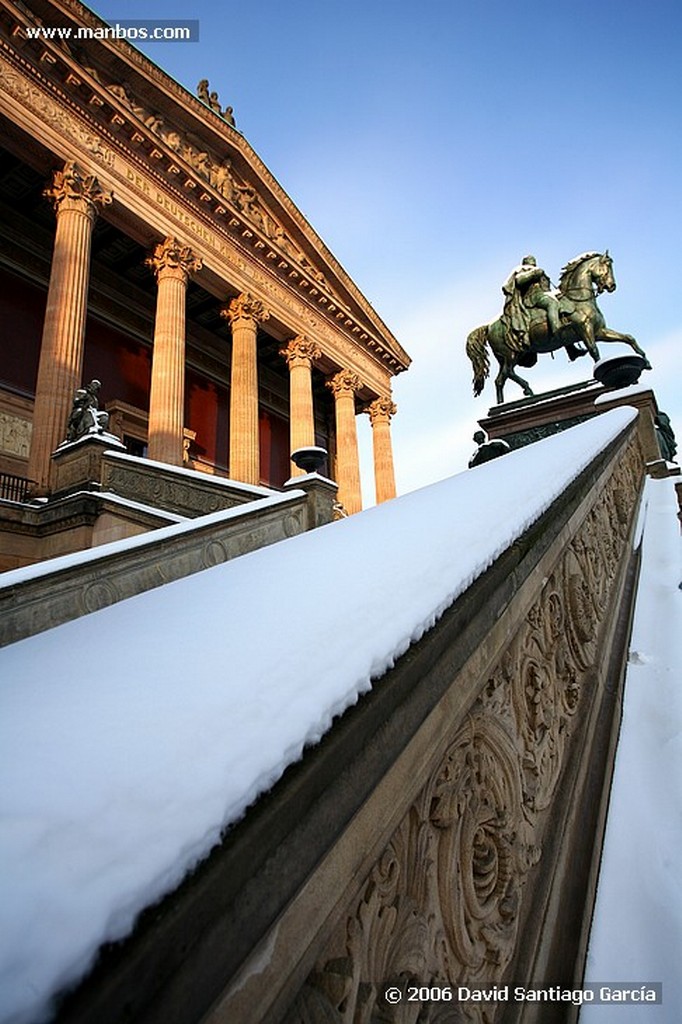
[2,0,410,375]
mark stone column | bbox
[279,335,321,475]
[327,369,363,514]
[367,396,398,503]
[27,161,112,490]
[221,292,269,485]
[146,237,202,466]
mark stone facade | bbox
[0,0,409,545]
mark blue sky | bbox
[94,0,681,498]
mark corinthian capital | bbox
[146,236,203,282]
[367,396,397,425]
[221,291,270,327]
[44,160,112,219]
[327,369,363,399]
[279,335,322,370]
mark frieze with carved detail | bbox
[3,6,409,374]
[0,50,404,378]
[285,432,643,1024]
[0,55,116,167]
[56,60,331,290]
[0,414,32,458]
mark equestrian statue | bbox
[466,251,650,404]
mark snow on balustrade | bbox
[0,408,637,1024]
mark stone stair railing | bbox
[0,475,335,647]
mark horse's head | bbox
[591,251,616,294]
[559,251,616,296]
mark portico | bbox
[0,0,410,526]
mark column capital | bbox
[221,291,270,327]
[44,160,112,222]
[279,335,322,370]
[327,369,363,399]
[366,396,397,425]
[146,236,202,283]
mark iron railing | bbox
[0,472,34,502]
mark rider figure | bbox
[502,255,563,349]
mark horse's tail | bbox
[466,325,490,396]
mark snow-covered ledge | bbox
[0,488,309,646]
[0,410,646,1024]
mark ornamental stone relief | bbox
[222,291,270,327]
[73,64,333,291]
[0,55,115,167]
[280,336,323,371]
[285,433,642,1024]
[44,161,112,220]
[103,464,226,516]
[0,414,32,458]
[145,236,203,282]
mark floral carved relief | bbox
[285,432,643,1024]
[0,57,115,166]
[428,716,537,984]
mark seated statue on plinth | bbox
[65,380,109,442]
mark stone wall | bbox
[0,479,339,645]
[52,419,645,1024]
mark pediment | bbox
[8,0,409,376]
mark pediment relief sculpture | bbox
[80,64,332,293]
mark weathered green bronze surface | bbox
[466,252,650,403]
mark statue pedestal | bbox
[283,472,338,529]
[478,379,677,478]
[50,431,126,497]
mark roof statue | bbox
[466,251,651,403]
[197,80,236,126]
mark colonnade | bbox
[27,161,398,511]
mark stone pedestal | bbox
[478,378,677,478]
[51,432,125,497]
[283,473,338,529]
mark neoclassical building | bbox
[0,0,409,521]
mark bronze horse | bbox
[466,252,649,404]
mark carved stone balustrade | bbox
[45,415,646,1024]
